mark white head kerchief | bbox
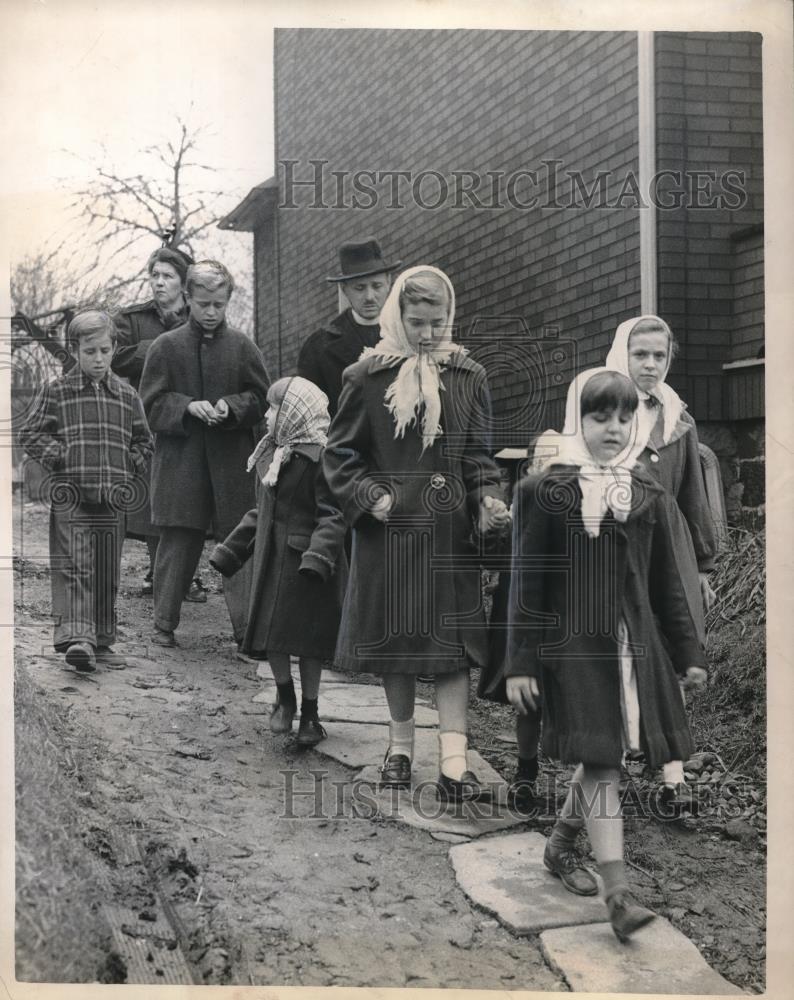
[359,265,466,451]
[606,314,684,451]
[538,367,640,537]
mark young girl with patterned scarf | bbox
[211,376,347,746]
[503,368,707,941]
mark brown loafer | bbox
[543,839,598,896]
[607,892,657,942]
[379,753,412,788]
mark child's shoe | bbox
[659,781,699,818]
[543,838,598,896]
[65,642,96,673]
[184,577,208,603]
[151,627,176,647]
[507,771,538,814]
[379,753,412,789]
[270,700,296,733]
[607,892,657,942]
[296,716,327,746]
[436,770,492,804]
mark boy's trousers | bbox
[50,500,125,651]
[153,526,251,642]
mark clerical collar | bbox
[351,309,380,327]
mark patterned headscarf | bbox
[537,368,640,537]
[359,265,466,451]
[246,377,330,486]
[606,315,684,451]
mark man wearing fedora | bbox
[297,237,401,417]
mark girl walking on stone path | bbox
[211,377,347,746]
[324,266,510,803]
[605,315,717,815]
[502,368,707,942]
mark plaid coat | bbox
[139,318,269,538]
[20,368,153,507]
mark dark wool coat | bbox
[211,448,347,659]
[296,309,381,417]
[139,318,269,539]
[637,407,717,645]
[323,353,504,675]
[501,466,704,769]
[111,299,187,538]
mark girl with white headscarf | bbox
[606,315,717,809]
[504,368,707,942]
[212,377,347,747]
[324,266,509,804]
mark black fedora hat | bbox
[326,237,401,282]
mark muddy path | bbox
[13,498,764,991]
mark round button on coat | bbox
[430,474,446,489]
[650,453,660,464]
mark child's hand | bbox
[370,492,393,523]
[188,400,221,425]
[699,573,716,613]
[506,676,540,715]
[214,398,230,421]
[479,495,510,534]
[683,666,708,691]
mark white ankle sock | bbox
[663,760,685,785]
[388,718,415,761]
[439,731,468,781]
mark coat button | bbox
[430,473,446,490]
[650,454,660,463]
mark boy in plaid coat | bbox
[21,310,153,672]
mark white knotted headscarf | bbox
[246,376,330,486]
[538,367,640,537]
[606,315,684,452]
[359,265,466,451]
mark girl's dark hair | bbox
[580,371,638,417]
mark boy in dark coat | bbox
[139,261,269,647]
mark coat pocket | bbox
[287,533,312,553]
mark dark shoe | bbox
[184,578,207,603]
[379,753,412,789]
[507,773,538,814]
[150,628,176,648]
[543,839,598,896]
[65,642,96,673]
[95,646,127,668]
[270,700,297,734]
[436,770,492,804]
[607,892,657,943]
[660,782,700,817]
[296,716,327,747]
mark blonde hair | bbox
[628,318,679,360]
[186,260,235,297]
[399,271,450,313]
[67,309,116,346]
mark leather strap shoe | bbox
[436,770,492,804]
[379,753,411,788]
[543,839,598,896]
[607,892,657,942]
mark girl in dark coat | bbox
[503,368,707,942]
[324,266,510,801]
[112,246,207,600]
[211,377,347,746]
[606,315,717,809]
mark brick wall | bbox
[272,28,642,444]
[655,31,763,422]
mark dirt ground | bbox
[13,496,765,991]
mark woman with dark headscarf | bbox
[112,246,205,600]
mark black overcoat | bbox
[138,318,269,538]
[502,466,704,768]
[323,353,504,675]
[296,309,380,417]
[111,300,186,538]
[211,447,347,659]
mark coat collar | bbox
[188,316,227,340]
[64,366,121,396]
[542,463,664,520]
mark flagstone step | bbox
[540,918,745,994]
